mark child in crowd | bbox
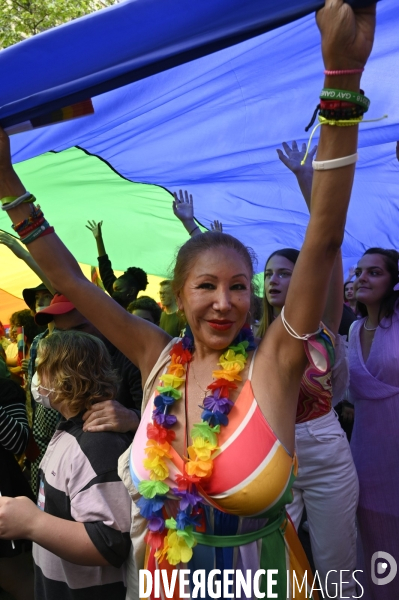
[0,330,133,600]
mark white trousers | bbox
[287,410,359,599]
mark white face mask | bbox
[31,371,54,409]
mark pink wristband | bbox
[324,68,364,76]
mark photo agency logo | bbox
[371,552,397,586]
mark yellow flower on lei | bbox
[187,437,218,461]
[143,455,169,480]
[218,349,246,371]
[144,440,172,460]
[185,455,213,478]
[212,363,243,382]
[166,531,196,565]
[160,373,186,388]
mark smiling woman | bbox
[348,247,399,599]
[173,231,253,353]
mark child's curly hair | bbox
[36,330,119,415]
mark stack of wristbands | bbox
[305,88,370,132]
[302,71,371,171]
[1,193,54,244]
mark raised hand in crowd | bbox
[210,219,223,232]
[347,265,356,281]
[173,189,224,235]
[277,141,317,207]
[172,189,201,237]
[85,219,106,256]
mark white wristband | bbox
[312,152,358,171]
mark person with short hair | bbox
[86,219,148,308]
[344,280,357,314]
[0,331,132,600]
[159,279,186,336]
[29,293,142,495]
[127,295,162,325]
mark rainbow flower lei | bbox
[137,325,256,566]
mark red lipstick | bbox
[207,320,234,331]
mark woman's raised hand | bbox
[316,0,376,70]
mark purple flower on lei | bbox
[153,411,177,428]
[203,388,234,415]
[172,486,203,510]
[148,513,165,533]
[181,325,195,350]
[234,326,256,350]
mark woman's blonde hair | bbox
[36,330,119,415]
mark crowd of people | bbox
[0,2,396,600]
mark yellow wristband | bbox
[318,116,363,127]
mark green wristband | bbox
[320,88,370,112]
[0,196,18,206]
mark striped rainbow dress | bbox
[128,341,318,600]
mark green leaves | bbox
[0,0,117,48]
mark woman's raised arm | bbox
[0,135,170,381]
[259,0,375,363]
[252,1,376,450]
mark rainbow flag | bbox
[16,326,25,361]
[5,99,94,136]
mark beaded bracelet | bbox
[319,105,365,121]
[324,68,364,76]
[305,95,367,132]
[318,116,364,127]
[320,89,370,112]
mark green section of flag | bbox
[0,147,265,283]
[0,147,188,277]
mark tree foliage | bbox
[0,0,117,48]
